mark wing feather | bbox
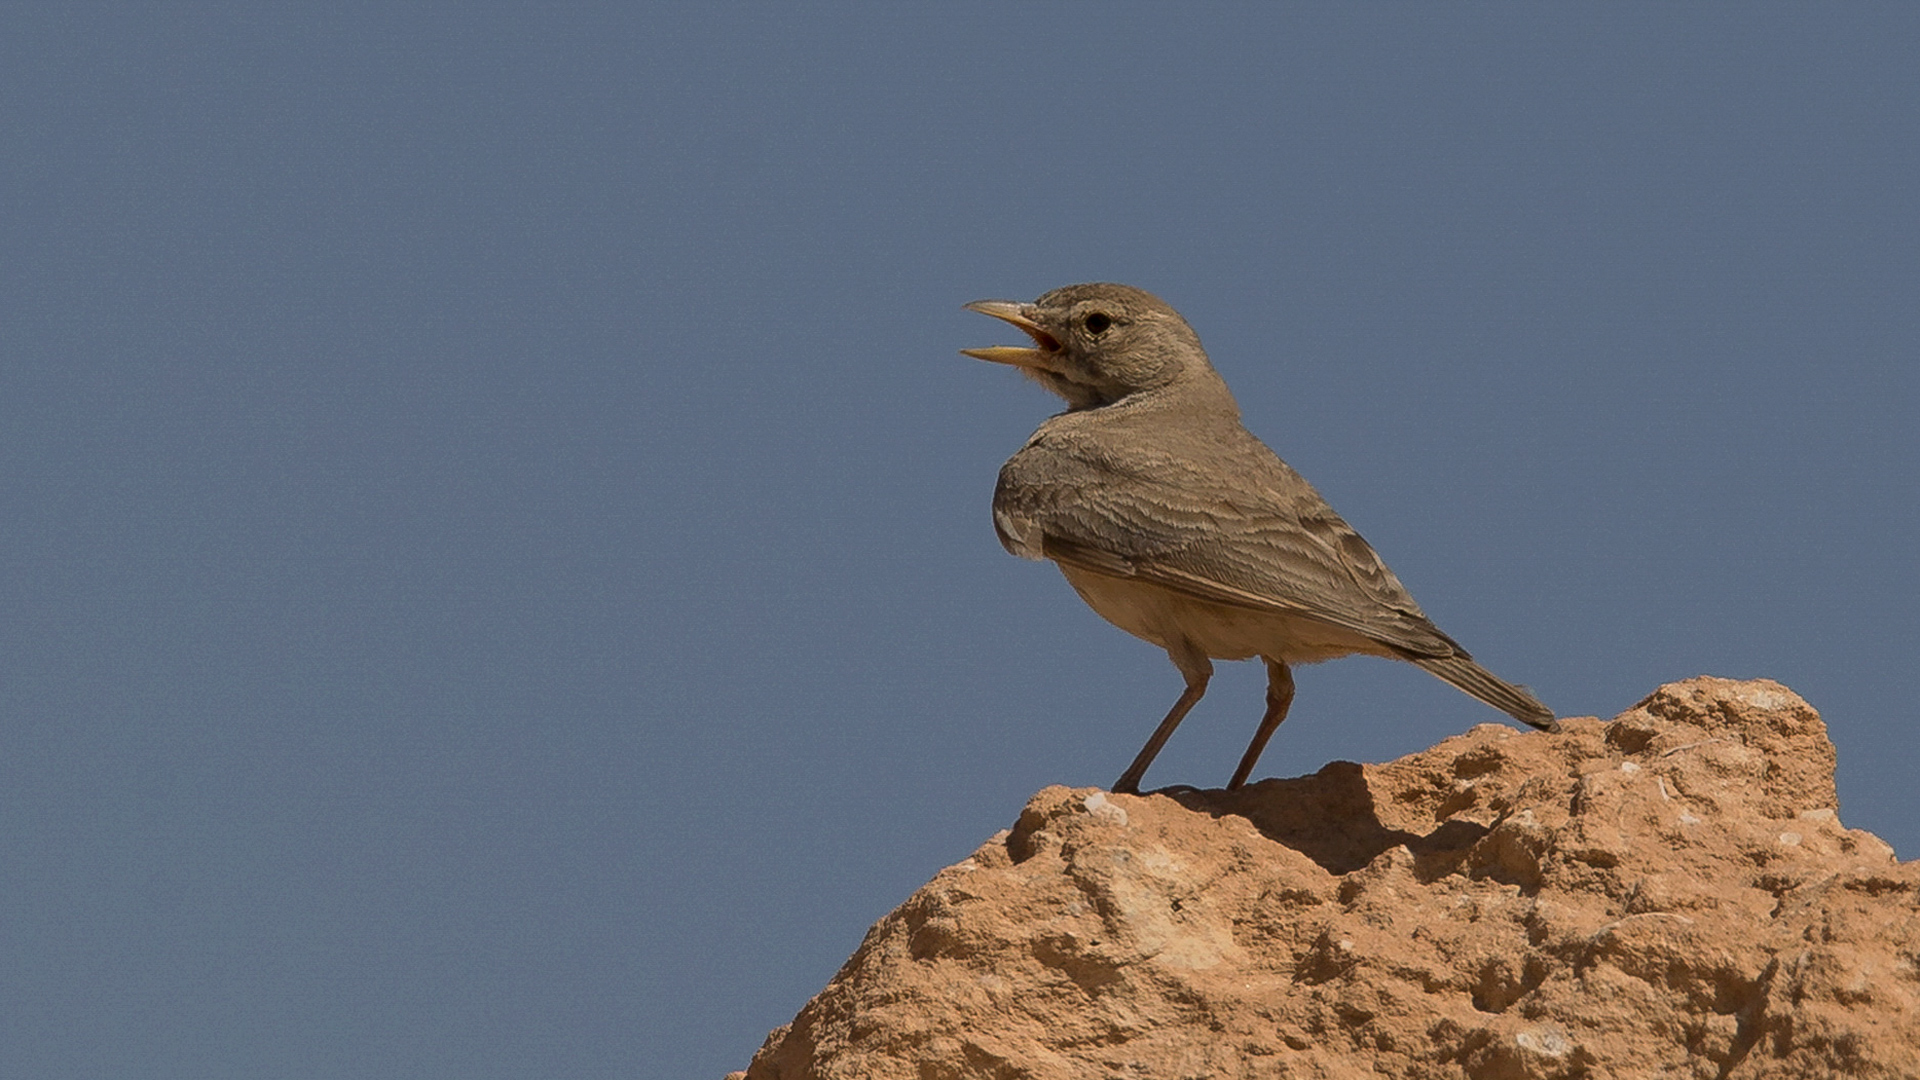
[996,426,1462,659]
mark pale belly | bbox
[1057,563,1394,666]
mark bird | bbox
[962,282,1554,795]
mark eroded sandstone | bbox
[737,678,1915,1079]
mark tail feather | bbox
[1413,655,1555,730]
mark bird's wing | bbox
[995,435,1461,659]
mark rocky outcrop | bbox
[735,679,1916,1079]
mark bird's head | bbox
[962,283,1224,411]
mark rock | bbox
[736,678,1917,1079]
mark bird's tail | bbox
[1413,655,1555,730]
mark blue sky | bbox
[3,5,1916,1077]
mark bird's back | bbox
[995,397,1464,662]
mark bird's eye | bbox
[1084,312,1112,335]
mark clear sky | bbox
[3,5,1915,1077]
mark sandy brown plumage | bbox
[965,283,1553,793]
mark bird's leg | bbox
[1228,658,1295,790]
[1112,647,1211,795]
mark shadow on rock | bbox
[1162,761,1489,876]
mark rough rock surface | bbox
[735,679,1916,1079]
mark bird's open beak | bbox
[961,300,1061,369]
